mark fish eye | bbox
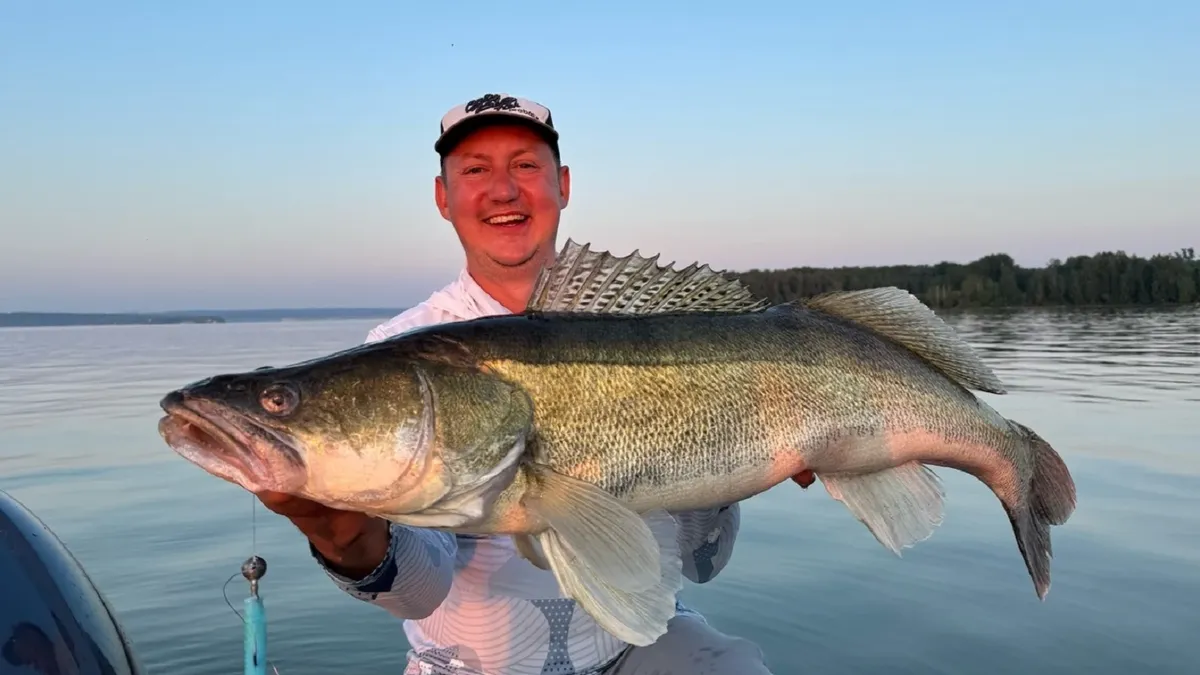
[259,382,300,416]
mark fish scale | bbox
[157,239,1077,649]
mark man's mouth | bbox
[483,213,529,226]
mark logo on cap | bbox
[464,94,521,115]
[436,92,556,153]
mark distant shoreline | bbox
[6,246,1197,327]
[734,247,1199,309]
[0,308,402,328]
[3,302,1195,329]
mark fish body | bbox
[157,240,1077,646]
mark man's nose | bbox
[486,170,518,202]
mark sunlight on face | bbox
[434,123,571,272]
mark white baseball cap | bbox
[434,92,559,155]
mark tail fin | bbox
[1006,421,1077,599]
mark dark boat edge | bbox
[0,488,145,675]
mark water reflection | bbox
[0,309,1198,674]
[942,306,1200,404]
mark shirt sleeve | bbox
[306,314,461,620]
[671,504,742,584]
[310,524,458,620]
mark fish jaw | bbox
[158,381,450,516]
[158,390,307,495]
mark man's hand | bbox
[256,491,390,581]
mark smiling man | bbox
[427,93,569,315]
[257,93,776,674]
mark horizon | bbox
[3,2,1197,313]
[5,243,1193,315]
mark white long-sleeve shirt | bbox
[310,268,742,675]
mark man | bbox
[257,93,778,675]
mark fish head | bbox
[157,353,461,515]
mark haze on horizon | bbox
[2,2,1197,313]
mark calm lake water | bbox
[2,308,1199,674]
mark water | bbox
[2,308,1199,674]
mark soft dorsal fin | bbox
[803,287,1008,394]
[527,239,768,315]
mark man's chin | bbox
[484,242,543,269]
[489,252,539,268]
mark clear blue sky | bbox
[2,1,1197,312]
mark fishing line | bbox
[220,495,262,623]
[222,571,244,620]
[217,493,281,675]
[252,492,258,555]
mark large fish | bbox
[157,240,1077,646]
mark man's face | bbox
[435,123,571,271]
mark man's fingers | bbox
[255,490,290,506]
[254,490,296,512]
[250,490,381,557]
[255,490,325,517]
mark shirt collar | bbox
[424,268,512,322]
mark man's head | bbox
[433,94,571,278]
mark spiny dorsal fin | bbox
[527,239,768,315]
[803,287,1008,394]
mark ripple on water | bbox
[2,309,1199,674]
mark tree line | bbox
[731,247,1199,309]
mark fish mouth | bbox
[157,390,306,494]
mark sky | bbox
[1,1,1197,312]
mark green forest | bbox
[732,247,1199,309]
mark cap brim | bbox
[434,114,559,155]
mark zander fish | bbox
[157,240,1077,646]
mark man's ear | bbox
[557,164,571,209]
[434,174,451,221]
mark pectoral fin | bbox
[820,461,946,555]
[514,534,550,571]
[522,465,660,590]
[522,465,682,645]
[539,509,682,646]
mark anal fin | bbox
[819,461,946,555]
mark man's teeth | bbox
[485,215,527,225]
